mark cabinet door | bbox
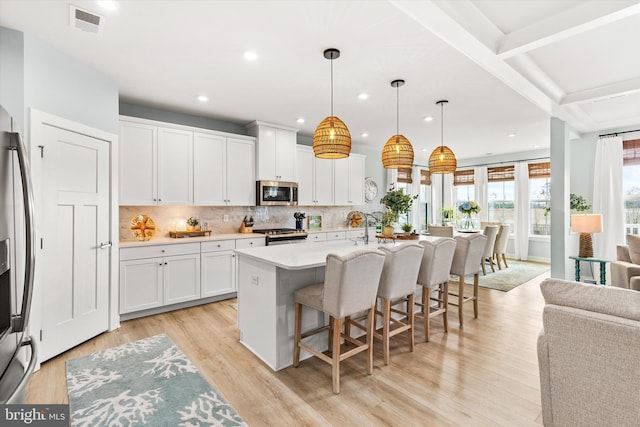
[201,251,236,297]
[349,155,365,206]
[157,127,193,205]
[333,157,350,205]
[119,122,157,205]
[275,128,296,181]
[256,126,277,180]
[164,254,201,305]
[194,133,226,205]
[296,146,314,205]
[314,157,334,205]
[120,258,163,313]
[226,138,255,205]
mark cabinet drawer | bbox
[235,237,265,249]
[307,233,327,242]
[326,232,346,240]
[346,229,366,239]
[121,242,200,260]
[201,240,236,252]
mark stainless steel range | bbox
[253,228,308,246]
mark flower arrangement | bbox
[458,201,481,216]
[186,217,200,226]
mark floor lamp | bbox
[571,214,602,258]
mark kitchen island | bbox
[234,237,441,371]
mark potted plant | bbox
[186,216,200,231]
[544,193,591,216]
[381,210,397,236]
[380,185,418,232]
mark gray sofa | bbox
[611,243,640,290]
[538,278,640,426]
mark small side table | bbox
[568,256,610,285]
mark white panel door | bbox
[295,146,314,205]
[314,157,334,205]
[194,133,226,205]
[275,128,296,182]
[164,254,200,305]
[226,138,255,205]
[201,251,236,297]
[40,124,110,361]
[119,122,156,205]
[120,258,163,314]
[157,127,193,205]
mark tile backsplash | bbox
[119,205,375,241]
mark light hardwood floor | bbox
[28,271,549,426]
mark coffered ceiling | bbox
[1,0,639,160]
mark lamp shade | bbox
[313,115,351,159]
[571,214,602,233]
[382,134,414,168]
[428,145,457,174]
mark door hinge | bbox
[37,145,44,158]
[39,329,43,341]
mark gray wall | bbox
[0,27,25,129]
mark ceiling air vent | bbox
[69,5,104,35]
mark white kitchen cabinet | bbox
[296,145,333,206]
[157,127,194,205]
[120,243,200,314]
[119,121,157,205]
[247,121,297,182]
[193,134,255,206]
[307,232,327,242]
[326,231,347,240]
[333,154,365,206]
[201,248,236,297]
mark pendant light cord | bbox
[330,57,334,117]
[440,101,444,152]
[396,84,400,137]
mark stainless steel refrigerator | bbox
[0,105,37,404]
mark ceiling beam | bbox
[389,0,589,132]
[561,77,640,105]
[497,0,640,59]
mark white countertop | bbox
[120,232,261,248]
[234,236,443,270]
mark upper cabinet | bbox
[334,154,365,206]
[120,116,254,206]
[247,121,297,182]
[296,145,333,206]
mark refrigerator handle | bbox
[9,131,36,333]
[5,337,37,404]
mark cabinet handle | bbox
[158,263,163,266]
[164,262,168,265]
[161,249,165,253]
[153,198,157,202]
[158,198,162,202]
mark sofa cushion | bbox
[626,234,640,264]
[540,278,640,322]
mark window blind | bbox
[528,161,550,178]
[623,139,640,166]
[398,168,412,183]
[453,169,474,186]
[487,165,515,182]
[420,169,431,186]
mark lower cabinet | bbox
[201,240,236,297]
[164,254,201,305]
[120,257,164,313]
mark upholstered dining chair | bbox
[428,225,453,237]
[493,224,510,270]
[449,233,487,327]
[415,238,457,342]
[293,249,385,394]
[355,243,424,365]
[480,225,499,275]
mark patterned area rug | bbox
[476,259,550,292]
[66,334,246,426]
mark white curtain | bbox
[474,166,488,222]
[593,136,625,262]
[514,161,530,260]
[431,173,454,225]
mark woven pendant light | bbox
[382,79,414,169]
[428,100,456,174]
[313,48,351,159]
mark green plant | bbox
[401,223,413,233]
[187,216,200,226]
[381,209,397,227]
[380,185,418,217]
[543,193,591,216]
[441,206,454,220]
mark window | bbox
[454,169,474,209]
[418,169,431,231]
[529,162,550,236]
[487,166,515,226]
[623,140,640,234]
[396,168,412,228]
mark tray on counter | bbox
[169,230,212,238]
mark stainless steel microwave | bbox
[256,181,298,206]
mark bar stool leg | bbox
[458,275,465,328]
[332,316,341,394]
[442,281,449,333]
[407,293,415,352]
[294,303,302,367]
[382,299,391,365]
[473,273,479,319]
[367,307,374,375]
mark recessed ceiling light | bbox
[244,51,258,61]
[486,152,493,155]
[296,118,305,124]
[421,148,428,152]
[96,1,119,11]
[197,95,209,103]
[507,133,516,138]
[424,116,433,122]
[358,93,369,100]
[534,145,540,148]
[360,132,369,137]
